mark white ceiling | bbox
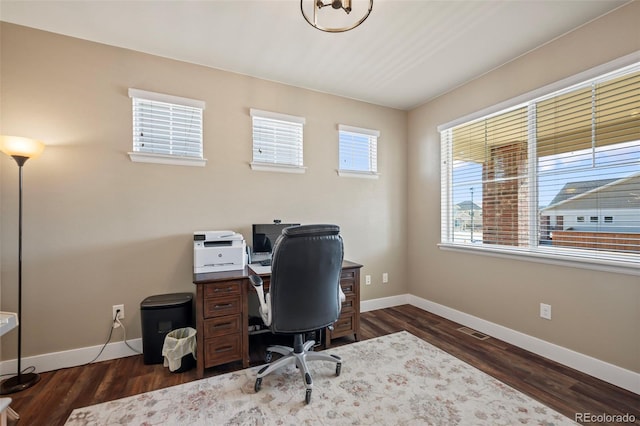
[0,0,629,110]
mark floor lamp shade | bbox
[0,135,45,395]
[0,135,45,160]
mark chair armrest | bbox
[248,274,272,326]
[249,274,263,288]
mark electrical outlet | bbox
[539,303,551,320]
[112,304,124,328]
[382,273,389,283]
[365,275,371,285]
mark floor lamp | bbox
[0,135,45,394]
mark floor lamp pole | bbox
[0,155,41,394]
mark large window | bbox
[338,124,380,178]
[250,108,305,173]
[440,61,640,273]
[128,88,205,166]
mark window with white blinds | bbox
[338,124,380,178]
[128,89,205,166]
[440,61,640,274]
[250,109,305,173]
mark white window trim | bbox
[337,170,380,179]
[337,124,380,178]
[128,151,206,167]
[250,108,306,173]
[339,124,379,137]
[438,52,640,276]
[250,108,305,124]
[128,88,205,110]
[128,88,206,167]
[249,163,307,174]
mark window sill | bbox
[250,162,306,174]
[438,243,640,277]
[337,170,380,179]
[128,152,207,167]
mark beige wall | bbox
[0,23,408,358]
[408,2,640,372]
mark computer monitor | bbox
[252,222,300,256]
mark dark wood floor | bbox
[6,305,639,425]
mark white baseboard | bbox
[2,295,638,395]
[361,294,410,312]
[402,294,638,395]
[0,338,142,376]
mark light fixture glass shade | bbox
[0,136,45,159]
[301,0,373,33]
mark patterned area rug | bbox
[66,331,577,425]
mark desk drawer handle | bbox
[213,322,232,329]
[216,345,233,353]
[214,287,234,293]
[215,303,233,309]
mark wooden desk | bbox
[192,260,362,379]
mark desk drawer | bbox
[340,280,356,297]
[341,295,356,313]
[204,294,241,318]
[340,269,356,281]
[204,280,242,297]
[331,312,355,339]
[204,315,241,338]
[204,334,241,367]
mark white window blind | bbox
[338,124,379,177]
[440,62,640,274]
[129,88,205,166]
[250,109,305,172]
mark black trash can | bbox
[140,292,194,365]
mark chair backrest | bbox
[269,224,344,334]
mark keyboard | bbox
[259,259,272,266]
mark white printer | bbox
[193,231,247,273]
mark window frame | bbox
[249,108,306,174]
[128,88,206,167]
[337,124,380,179]
[438,53,640,277]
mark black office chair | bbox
[249,224,345,404]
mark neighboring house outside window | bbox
[128,88,206,167]
[439,60,640,274]
[542,176,639,232]
[338,124,380,178]
[250,108,305,173]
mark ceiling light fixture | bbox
[301,0,373,33]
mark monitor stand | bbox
[251,253,271,264]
